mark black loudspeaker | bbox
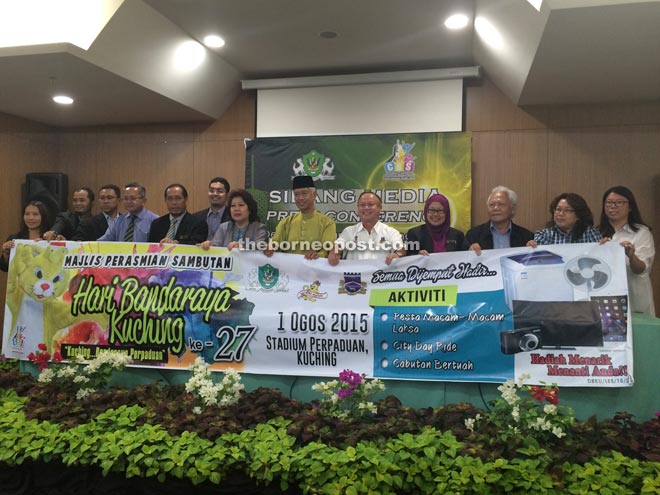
[25,173,68,211]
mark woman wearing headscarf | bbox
[406,193,464,255]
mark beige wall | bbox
[55,92,255,215]
[0,77,658,326]
[0,113,59,338]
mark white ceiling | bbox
[0,0,658,127]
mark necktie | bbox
[166,218,179,240]
[124,214,136,242]
[208,211,220,240]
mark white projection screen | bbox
[256,78,464,137]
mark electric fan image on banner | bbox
[564,255,628,342]
[564,256,611,300]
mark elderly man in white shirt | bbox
[328,191,405,266]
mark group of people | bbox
[1,175,655,316]
[261,177,655,316]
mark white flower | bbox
[75,388,95,400]
[511,405,520,421]
[357,401,377,414]
[55,366,77,378]
[552,427,566,438]
[543,404,558,415]
[192,406,202,415]
[73,375,90,384]
[516,373,531,388]
[465,418,476,431]
[38,368,55,383]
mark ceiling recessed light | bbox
[444,14,469,30]
[319,31,338,39]
[173,40,206,72]
[53,95,73,105]
[203,34,225,48]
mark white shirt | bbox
[612,224,655,316]
[337,221,404,261]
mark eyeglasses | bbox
[605,200,628,207]
[427,208,446,215]
[554,207,575,214]
[122,196,144,202]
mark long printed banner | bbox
[3,240,632,387]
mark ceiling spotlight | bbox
[53,95,74,105]
[173,40,206,72]
[444,14,469,30]
[203,34,225,48]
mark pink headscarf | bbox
[423,193,451,253]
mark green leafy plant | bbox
[1,367,659,494]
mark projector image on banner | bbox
[499,249,628,354]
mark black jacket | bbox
[406,226,465,255]
[463,222,534,250]
[73,213,110,241]
[51,211,91,240]
[148,212,208,245]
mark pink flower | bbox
[339,369,363,388]
[337,388,354,399]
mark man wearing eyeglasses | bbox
[264,175,336,259]
[192,177,231,241]
[98,182,158,242]
[71,184,122,241]
[328,191,404,266]
[464,186,534,255]
[148,184,207,245]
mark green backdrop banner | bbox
[245,133,472,235]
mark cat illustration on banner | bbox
[4,242,108,357]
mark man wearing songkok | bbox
[264,175,336,259]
